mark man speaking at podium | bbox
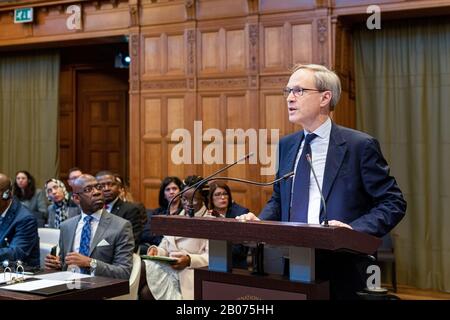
[237,64,406,299]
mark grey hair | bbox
[292,64,341,110]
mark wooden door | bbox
[76,70,128,178]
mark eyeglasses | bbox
[283,86,325,98]
[213,192,229,198]
[76,184,104,195]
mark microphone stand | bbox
[191,171,295,193]
[306,154,329,227]
[166,153,254,217]
[189,171,294,275]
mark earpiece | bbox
[1,189,11,200]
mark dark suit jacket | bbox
[59,210,134,279]
[110,198,144,251]
[0,199,40,268]
[260,122,406,237]
[226,202,249,218]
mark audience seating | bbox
[37,228,60,269]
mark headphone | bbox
[1,188,11,201]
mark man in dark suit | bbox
[67,167,82,208]
[0,173,40,269]
[44,174,134,279]
[237,64,407,298]
[96,171,143,252]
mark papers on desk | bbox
[0,272,32,284]
[1,279,68,292]
[0,271,93,295]
[34,271,92,281]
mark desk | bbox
[0,275,129,300]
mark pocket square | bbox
[97,239,110,247]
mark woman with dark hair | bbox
[139,175,211,300]
[156,176,183,215]
[139,176,184,254]
[44,178,80,228]
[13,170,48,227]
[208,182,249,218]
[208,181,250,269]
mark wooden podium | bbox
[151,215,381,300]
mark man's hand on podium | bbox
[327,220,352,229]
[235,212,260,221]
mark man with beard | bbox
[96,171,143,252]
[44,174,134,279]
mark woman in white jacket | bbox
[139,176,210,300]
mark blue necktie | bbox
[290,133,317,222]
[79,215,93,256]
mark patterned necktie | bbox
[290,133,318,222]
[79,215,93,256]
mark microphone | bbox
[306,154,328,227]
[190,171,295,209]
[166,152,254,217]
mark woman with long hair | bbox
[13,170,48,227]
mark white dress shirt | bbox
[72,210,103,253]
[291,117,331,224]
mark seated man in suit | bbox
[95,171,143,252]
[44,174,134,279]
[0,173,40,269]
[66,167,82,208]
[237,64,407,299]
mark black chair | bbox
[376,233,397,292]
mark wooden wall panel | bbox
[143,186,160,210]
[226,29,245,70]
[143,144,162,180]
[58,66,75,180]
[262,25,285,71]
[197,0,249,20]
[167,35,184,74]
[143,98,161,138]
[292,24,313,64]
[167,97,185,135]
[143,36,162,76]
[259,0,315,13]
[200,31,221,73]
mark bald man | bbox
[45,174,134,279]
[0,173,40,268]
